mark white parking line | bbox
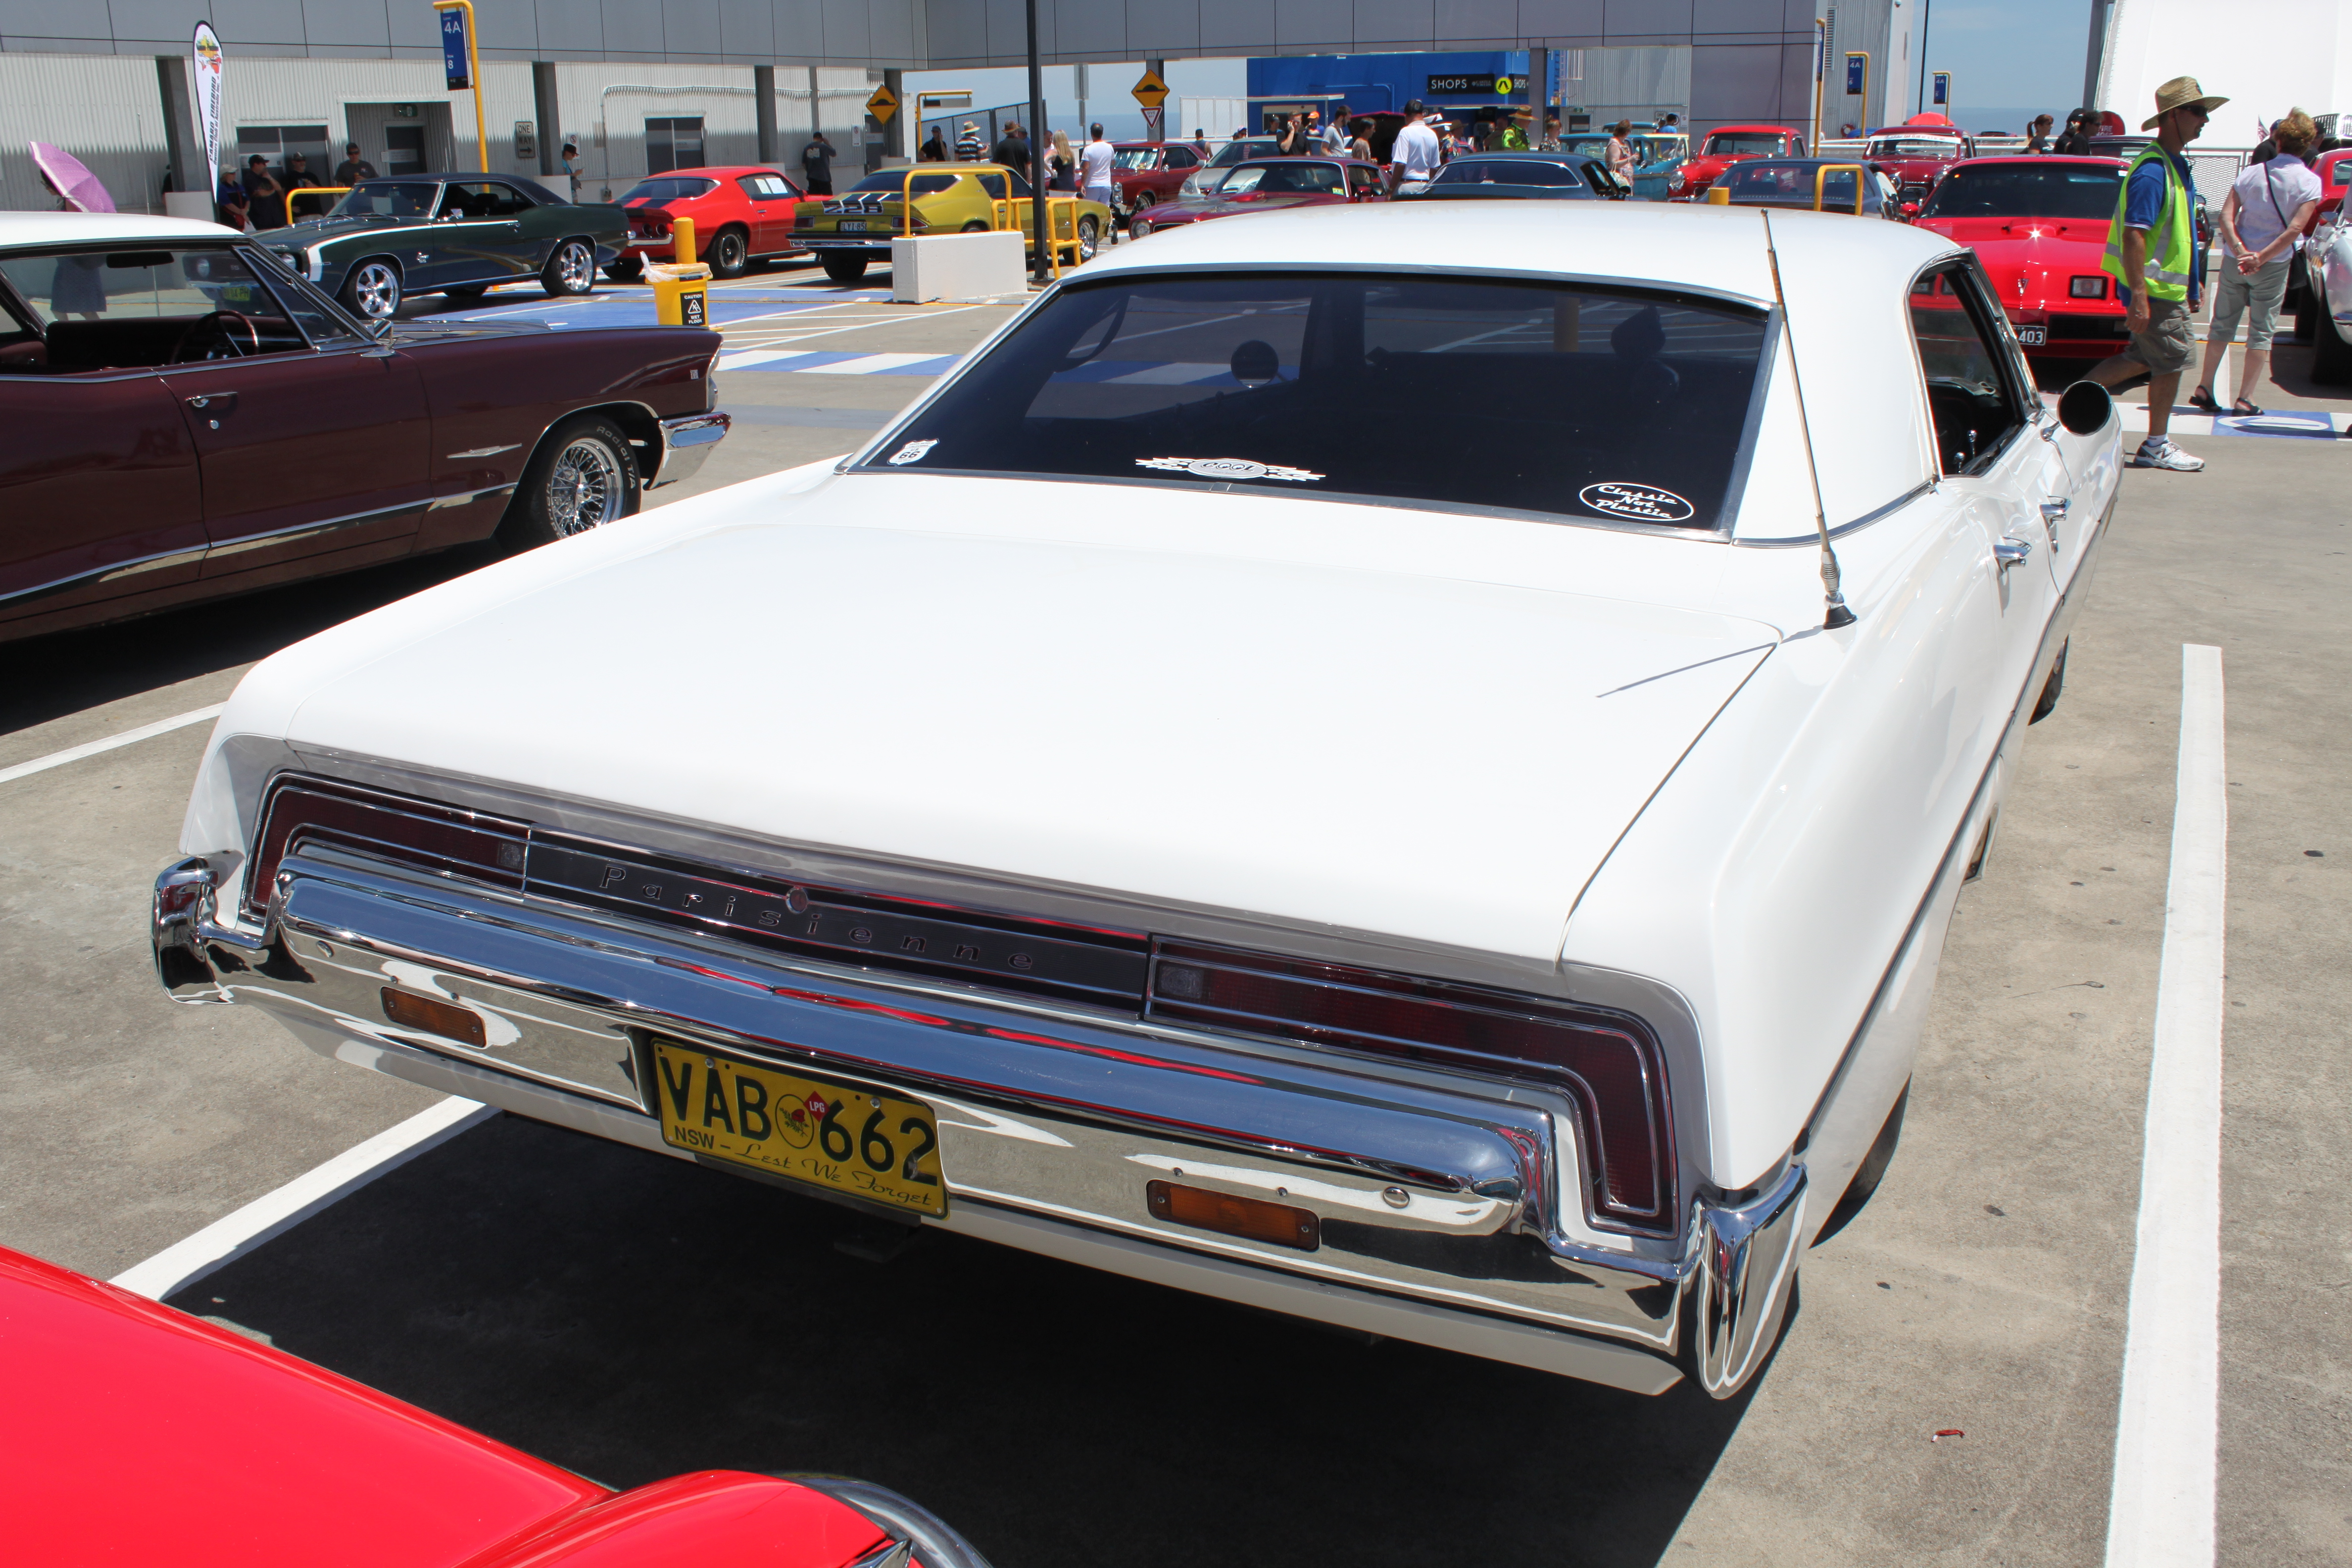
[2104,643,2227,1568]
[0,704,225,787]
[110,1098,496,1301]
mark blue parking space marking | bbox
[440,296,856,328]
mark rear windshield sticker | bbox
[1135,456,1324,483]
[1578,481,1695,522]
[886,439,938,466]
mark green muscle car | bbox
[260,174,630,320]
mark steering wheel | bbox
[168,310,259,363]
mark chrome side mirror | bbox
[2057,379,2113,436]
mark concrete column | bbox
[1145,57,1165,143]
[754,64,777,162]
[154,55,200,196]
[531,61,559,176]
[882,68,904,160]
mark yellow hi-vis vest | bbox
[2103,143,2193,301]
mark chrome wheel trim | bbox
[555,240,593,292]
[349,262,400,319]
[546,437,624,536]
[1078,217,1100,259]
[715,231,745,270]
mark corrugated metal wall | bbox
[0,54,174,215]
[1,53,893,218]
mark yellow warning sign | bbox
[866,84,898,124]
[1131,70,1170,108]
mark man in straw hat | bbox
[2086,75,2226,471]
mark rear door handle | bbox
[185,392,237,412]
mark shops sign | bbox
[1426,73,1506,96]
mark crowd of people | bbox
[210,141,384,230]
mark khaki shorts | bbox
[2122,294,2197,374]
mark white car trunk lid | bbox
[277,524,1774,963]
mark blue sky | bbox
[1910,0,2097,131]
[904,2,2102,145]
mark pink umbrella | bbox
[30,142,115,213]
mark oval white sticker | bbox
[1578,481,1695,523]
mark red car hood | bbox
[1916,216,2115,307]
[1874,156,1959,183]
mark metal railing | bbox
[284,185,349,222]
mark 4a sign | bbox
[438,5,469,91]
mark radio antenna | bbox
[1762,211,1857,631]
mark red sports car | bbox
[1668,124,1808,200]
[1107,140,1213,216]
[614,165,811,280]
[1126,156,1386,238]
[0,1244,990,1568]
[1908,155,2132,359]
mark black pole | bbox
[1916,0,1933,118]
[1026,0,1049,282]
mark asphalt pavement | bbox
[1,258,2345,1567]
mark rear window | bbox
[1220,162,1342,195]
[1919,163,2123,220]
[862,272,1768,529]
[621,177,719,202]
[1210,140,1279,167]
[849,170,959,196]
[1434,158,1586,188]
[1704,134,1786,157]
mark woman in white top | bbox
[2191,110,2323,415]
[1605,121,1638,184]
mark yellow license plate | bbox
[650,1038,946,1217]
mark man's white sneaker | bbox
[2130,438,2205,471]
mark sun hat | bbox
[2142,75,2228,131]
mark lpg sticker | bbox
[1578,481,1694,523]
[886,439,938,465]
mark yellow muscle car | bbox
[794,164,1110,281]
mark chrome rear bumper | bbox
[651,411,729,490]
[154,848,1803,1396]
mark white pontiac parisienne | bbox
[155,202,2119,1397]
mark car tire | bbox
[821,253,868,283]
[2311,306,2352,384]
[1130,217,1154,240]
[541,239,596,297]
[444,285,489,303]
[500,413,641,549]
[340,258,402,322]
[2029,639,2067,724]
[1077,215,1100,260]
[604,258,644,283]
[707,225,749,278]
[958,220,989,233]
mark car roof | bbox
[1113,140,1205,148]
[1702,125,1802,136]
[0,210,240,248]
[637,165,793,179]
[1951,155,2129,168]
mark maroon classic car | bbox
[1127,157,1386,239]
[1863,125,1975,209]
[0,212,727,644]
[1108,140,1212,215]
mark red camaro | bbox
[1127,156,1385,238]
[0,1244,990,1568]
[1668,124,1807,200]
[1908,156,2132,359]
[614,165,810,280]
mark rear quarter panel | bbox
[405,326,719,550]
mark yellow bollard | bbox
[1705,186,1731,204]
[673,215,696,264]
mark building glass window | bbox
[645,117,706,175]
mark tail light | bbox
[244,775,527,921]
[1146,940,1673,1233]
[906,210,930,234]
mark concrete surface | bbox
[1,265,2345,1567]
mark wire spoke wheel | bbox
[546,436,624,536]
